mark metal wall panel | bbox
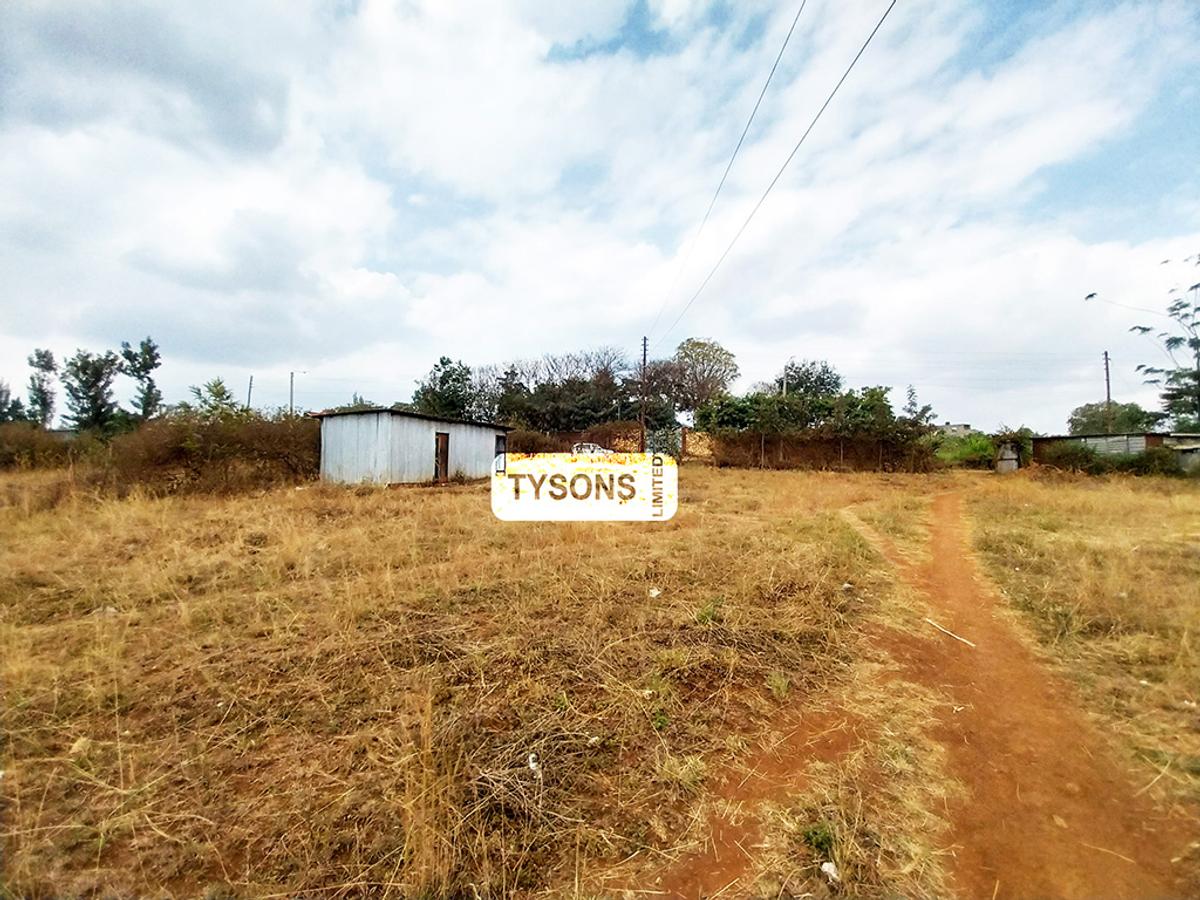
[320,412,393,483]
[1079,434,1146,456]
[320,412,505,484]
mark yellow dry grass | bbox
[0,468,936,897]
[4,465,1195,897]
[966,470,1200,808]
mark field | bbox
[2,467,1199,897]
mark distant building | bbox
[1032,432,1200,471]
[311,407,510,485]
[937,422,973,438]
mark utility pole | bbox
[639,336,648,453]
[1103,350,1112,434]
[246,375,254,410]
[289,371,295,415]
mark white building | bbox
[937,422,973,438]
[313,407,510,485]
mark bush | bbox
[106,411,319,491]
[936,433,995,469]
[577,421,640,451]
[0,423,71,469]
[993,426,1034,466]
[708,431,937,472]
[1110,447,1184,477]
[1039,441,1107,475]
[1038,443,1184,478]
[507,429,569,453]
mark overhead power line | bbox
[647,0,811,341]
[655,0,900,349]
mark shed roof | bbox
[1032,432,1169,441]
[309,406,512,431]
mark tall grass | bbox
[968,473,1200,803]
[0,468,907,896]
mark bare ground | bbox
[853,491,1196,898]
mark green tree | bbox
[331,392,375,412]
[412,357,474,419]
[177,378,245,422]
[1067,400,1165,435]
[1132,280,1200,429]
[671,338,739,412]
[26,349,57,427]
[495,366,532,425]
[120,336,163,420]
[775,359,843,398]
[62,350,122,433]
[901,385,935,428]
[0,380,28,423]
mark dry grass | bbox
[736,530,959,900]
[9,465,1193,897]
[966,471,1200,807]
[750,667,956,899]
[0,468,933,897]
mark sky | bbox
[2,0,1198,433]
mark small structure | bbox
[312,407,510,485]
[996,441,1020,473]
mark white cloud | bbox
[1,0,1198,431]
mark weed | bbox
[656,753,706,794]
[766,671,791,701]
[695,596,724,625]
[802,821,835,857]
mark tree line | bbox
[390,338,741,433]
[0,338,162,433]
[3,265,1197,443]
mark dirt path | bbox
[859,491,1194,899]
[649,491,1195,898]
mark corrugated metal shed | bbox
[312,407,510,485]
[1032,432,1166,461]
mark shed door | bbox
[494,434,507,473]
[434,432,449,482]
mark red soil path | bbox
[861,491,1194,899]
[651,491,1196,898]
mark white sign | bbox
[491,452,678,521]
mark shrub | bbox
[1110,447,1184,477]
[993,426,1034,466]
[0,423,71,469]
[106,411,318,491]
[936,433,995,469]
[708,431,936,472]
[1037,443,1184,478]
[1039,441,1107,475]
[507,429,569,453]
[578,421,641,451]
